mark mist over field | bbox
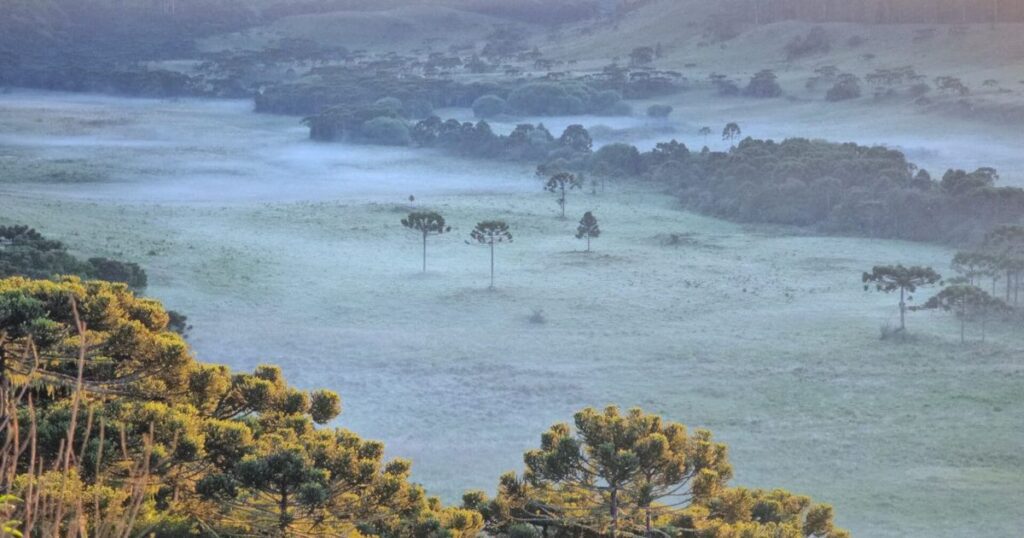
[2,1,1023,537]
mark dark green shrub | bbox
[647,104,673,117]
[472,94,507,118]
[744,70,783,98]
[360,117,411,146]
[785,27,830,60]
[826,74,862,101]
[592,143,642,176]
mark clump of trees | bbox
[826,74,862,101]
[0,225,147,290]
[402,211,451,272]
[980,225,1024,305]
[744,70,783,98]
[476,406,849,538]
[916,284,1008,343]
[0,276,480,537]
[636,137,1024,245]
[506,82,629,116]
[409,118,595,165]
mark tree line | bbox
[316,113,1023,247]
[712,0,1023,25]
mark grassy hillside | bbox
[200,5,517,52]
[534,0,1024,123]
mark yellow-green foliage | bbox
[0,276,471,537]
[2,277,850,537]
[493,407,848,538]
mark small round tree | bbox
[722,122,742,142]
[698,126,712,146]
[544,172,583,219]
[468,221,513,289]
[575,211,600,252]
[401,211,451,272]
[862,265,942,332]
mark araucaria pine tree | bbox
[575,211,600,252]
[916,284,1009,343]
[544,172,583,219]
[469,220,512,289]
[863,265,942,332]
[402,211,451,272]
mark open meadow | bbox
[1,91,1022,536]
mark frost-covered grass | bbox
[0,92,1022,537]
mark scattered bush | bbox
[472,94,506,118]
[826,74,862,101]
[908,82,931,98]
[528,308,547,324]
[785,27,831,60]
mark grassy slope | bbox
[540,0,1024,123]
[200,5,519,52]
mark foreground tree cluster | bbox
[0,275,848,537]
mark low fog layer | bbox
[2,91,1022,537]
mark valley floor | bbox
[1,92,1022,536]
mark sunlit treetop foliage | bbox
[0,277,470,537]
[483,406,847,538]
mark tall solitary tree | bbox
[722,122,742,142]
[575,212,600,252]
[544,172,583,219]
[698,126,712,146]
[468,221,513,289]
[862,265,942,332]
[402,211,451,273]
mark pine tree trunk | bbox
[899,287,907,331]
[279,490,290,536]
[960,304,966,344]
[610,488,619,538]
